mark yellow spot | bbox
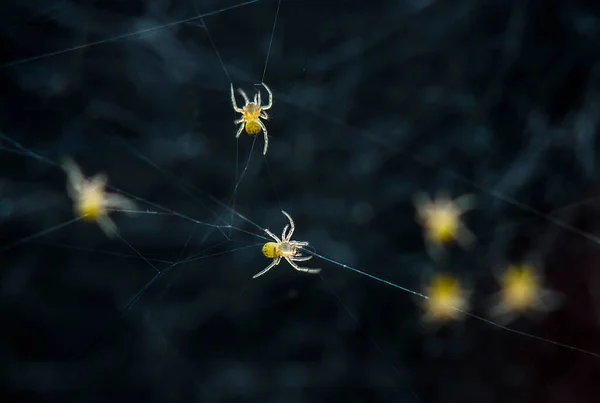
[426,206,459,244]
[262,242,278,259]
[78,189,104,221]
[245,121,262,135]
[422,274,469,323]
[498,264,543,313]
[414,193,475,253]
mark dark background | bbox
[1,0,600,402]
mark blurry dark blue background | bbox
[1,0,600,402]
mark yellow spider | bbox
[230,82,273,155]
[62,157,137,238]
[489,263,561,324]
[413,191,476,259]
[420,273,471,325]
[254,210,321,279]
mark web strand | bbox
[261,0,283,82]
[272,92,600,249]
[0,0,263,70]
[195,8,232,85]
[205,188,600,359]
[229,135,258,233]
[2,126,599,361]
[3,77,599,363]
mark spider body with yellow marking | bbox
[413,192,476,258]
[62,157,137,238]
[421,274,471,325]
[490,263,561,324]
[253,210,320,279]
[230,82,273,155]
[78,184,105,222]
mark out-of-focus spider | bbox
[413,191,476,259]
[254,210,321,279]
[62,157,137,238]
[230,82,273,155]
[420,273,471,327]
[489,263,561,324]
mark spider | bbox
[413,191,476,259]
[62,157,137,238]
[489,263,561,324]
[253,210,321,279]
[230,82,273,155]
[420,274,471,326]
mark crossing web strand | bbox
[2,132,599,361]
[0,0,264,70]
[4,137,600,403]
[261,0,282,83]
[188,0,283,236]
[3,2,600,401]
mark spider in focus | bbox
[230,82,273,155]
[254,210,321,279]
[62,157,137,238]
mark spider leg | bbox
[291,241,309,247]
[61,157,85,196]
[412,192,432,220]
[236,123,245,138]
[261,82,273,110]
[237,88,250,104]
[281,224,289,240]
[258,120,268,155]
[257,90,262,107]
[281,211,295,239]
[260,112,269,120]
[230,84,243,113]
[253,257,280,279]
[285,257,321,274]
[291,254,313,262]
[454,193,477,213]
[65,177,84,200]
[90,173,108,190]
[265,228,282,243]
[455,223,476,249]
[542,288,563,310]
[104,193,138,216]
[234,118,244,124]
[97,215,118,238]
[489,294,517,325]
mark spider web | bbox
[2,0,600,402]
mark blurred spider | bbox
[420,273,471,327]
[489,263,561,324]
[254,210,321,279]
[230,82,273,155]
[62,157,137,238]
[413,191,476,259]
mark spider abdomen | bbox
[245,120,262,135]
[262,242,279,258]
